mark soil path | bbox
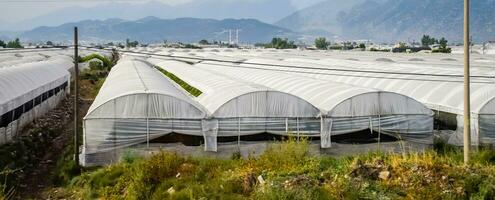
[16,97,91,199]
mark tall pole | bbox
[74,27,80,166]
[463,0,471,164]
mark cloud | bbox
[288,0,326,9]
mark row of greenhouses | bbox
[0,49,111,146]
[82,56,436,166]
[139,48,495,146]
[0,55,73,145]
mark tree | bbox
[432,37,451,53]
[358,43,366,49]
[199,39,209,45]
[0,40,5,48]
[46,41,53,46]
[126,39,139,48]
[314,37,329,50]
[421,35,437,47]
[6,38,23,48]
[265,37,296,49]
[439,37,448,49]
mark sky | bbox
[0,0,324,23]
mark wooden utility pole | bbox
[463,0,471,164]
[74,27,80,166]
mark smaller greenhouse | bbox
[82,58,208,166]
[0,57,72,145]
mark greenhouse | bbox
[0,53,47,68]
[82,58,208,165]
[192,60,435,146]
[147,58,321,151]
[0,56,72,145]
[241,57,495,145]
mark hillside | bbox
[275,0,373,39]
[1,0,296,31]
[339,0,495,42]
[276,0,495,42]
[20,17,296,43]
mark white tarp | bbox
[0,56,71,145]
[83,58,208,158]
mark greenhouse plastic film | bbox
[202,119,218,152]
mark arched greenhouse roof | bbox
[0,57,72,115]
[85,58,207,119]
[146,58,320,118]
[195,59,433,118]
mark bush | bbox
[329,46,343,50]
[432,48,452,53]
[58,140,495,199]
[370,48,390,52]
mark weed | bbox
[53,140,495,199]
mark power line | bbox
[190,59,495,84]
[80,45,495,80]
[0,47,70,54]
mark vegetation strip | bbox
[46,139,495,199]
[78,53,113,68]
[155,66,203,97]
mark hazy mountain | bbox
[20,17,296,43]
[277,0,495,42]
[275,0,373,39]
[3,0,297,31]
[339,0,495,42]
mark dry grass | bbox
[48,139,495,200]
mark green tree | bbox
[126,39,139,48]
[433,37,451,53]
[314,37,329,50]
[6,38,23,48]
[266,37,296,49]
[0,40,5,48]
[358,43,366,49]
[46,41,53,46]
[199,39,209,45]
[421,35,437,47]
[439,37,448,49]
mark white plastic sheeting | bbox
[0,54,47,68]
[147,58,320,118]
[194,60,434,144]
[147,58,321,151]
[241,57,495,145]
[83,58,208,162]
[84,55,434,163]
[0,57,72,145]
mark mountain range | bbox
[3,0,495,43]
[20,17,295,43]
[0,0,298,31]
[276,0,495,42]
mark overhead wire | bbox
[79,45,495,84]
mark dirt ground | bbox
[15,96,92,199]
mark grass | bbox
[78,53,113,69]
[155,67,203,97]
[52,138,495,200]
